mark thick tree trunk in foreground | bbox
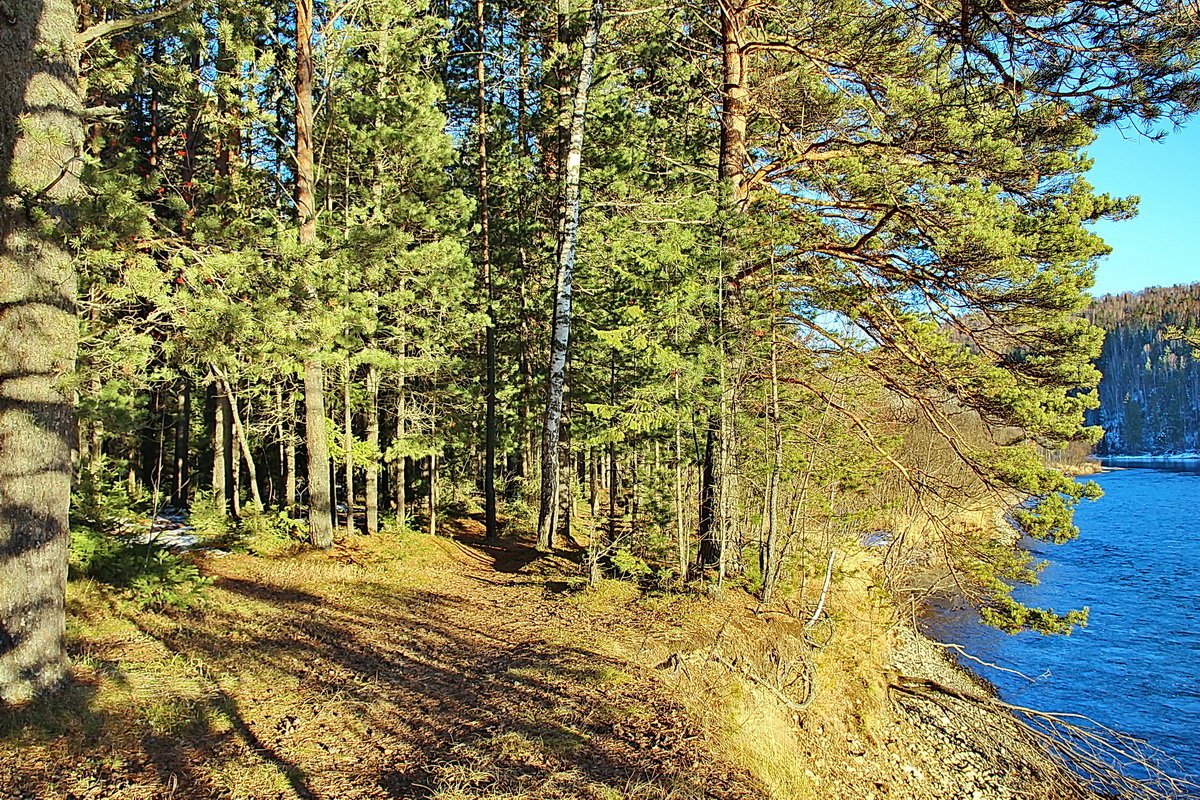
[295,0,333,548]
[0,0,83,703]
[536,0,604,551]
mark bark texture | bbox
[0,0,83,703]
[295,0,333,548]
[536,0,604,551]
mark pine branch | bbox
[76,0,194,47]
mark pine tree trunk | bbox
[172,377,191,508]
[295,0,333,548]
[365,364,379,536]
[395,361,407,529]
[719,0,750,207]
[427,454,438,536]
[477,0,498,541]
[304,362,334,548]
[0,0,83,703]
[674,371,686,580]
[694,0,751,581]
[284,389,297,511]
[697,424,720,573]
[212,382,232,514]
[762,313,783,601]
[343,361,353,536]
[537,0,604,552]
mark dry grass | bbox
[0,527,764,800]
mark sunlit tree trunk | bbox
[0,0,83,703]
[365,363,380,536]
[296,0,333,548]
[537,0,604,551]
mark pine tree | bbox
[0,0,84,703]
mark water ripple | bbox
[924,464,1200,780]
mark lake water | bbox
[923,463,1200,781]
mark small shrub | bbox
[69,526,210,610]
[609,547,653,579]
[188,491,234,547]
[235,504,306,557]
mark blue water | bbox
[925,464,1200,781]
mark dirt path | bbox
[0,526,764,800]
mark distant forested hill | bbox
[1085,284,1200,455]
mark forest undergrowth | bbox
[0,518,1103,800]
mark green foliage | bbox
[234,505,308,558]
[608,548,653,580]
[188,491,233,546]
[69,527,211,610]
[189,497,306,557]
[981,597,1090,636]
[60,0,1198,646]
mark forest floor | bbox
[0,521,1095,800]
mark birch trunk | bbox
[536,0,604,551]
[477,0,498,540]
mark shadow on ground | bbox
[0,534,762,800]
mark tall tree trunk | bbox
[537,0,604,551]
[218,375,263,508]
[0,0,83,702]
[395,349,407,529]
[515,7,532,482]
[172,377,191,508]
[427,454,438,536]
[212,382,233,514]
[343,360,353,536]
[284,388,297,511]
[697,426,720,572]
[231,424,242,517]
[365,364,380,536]
[295,0,333,548]
[303,361,333,548]
[719,0,750,208]
[762,267,783,601]
[695,0,751,579]
[674,367,686,580]
[477,0,498,540]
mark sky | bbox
[1084,123,1200,297]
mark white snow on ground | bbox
[120,512,229,554]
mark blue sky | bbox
[1085,124,1199,297]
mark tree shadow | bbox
[1,0,82,706]
[48,558,762,800]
